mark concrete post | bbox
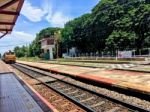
[133,50,135,57]
[49,47,53,60]
[139,49,141,56]
[116,50,118,60]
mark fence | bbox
[63,48,150,61]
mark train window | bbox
[5,52,14,55]
[11,52,15,55]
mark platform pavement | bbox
[0,73,45,112]
[0,60,58,112]
[17,61,150,95]
[40,60,137,69]
[0,60,11,73]
[103,63,136,69]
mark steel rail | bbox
[12,63,149,112]
[12,64,94,112]
[18,62,150,101]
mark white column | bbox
[49,47,53,60]
[116,50,118,60]
[139,49,141,56]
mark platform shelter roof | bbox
[0,0,24,38]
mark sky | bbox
[0,0,99,54]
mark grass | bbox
[18,57,41,62]
[41,60,108,68]
[138,68,150,71]
[17,55,146,64]
[52,59,131,64]
[17,57,150,72]
[18,57,143,64]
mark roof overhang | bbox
[0,0,24,39]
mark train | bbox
[2,51,16,63]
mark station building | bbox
[40,37,55,60]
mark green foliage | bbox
[14,46,28,57]
[14,27,61,58]
[14,0,150,58]
[18,56,41,62]
[62,0,150,53]
[106,30,137,50]
[38,27,61,40]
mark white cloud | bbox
[11,31,35,41]
[21,0,46,22]
[0,31,35,43]
[21,0,71,27]
[42,0,52,16]
[0,31,35,54]
[43,0,72,27]
[46,12,71,27]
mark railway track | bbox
[11,65,85,112]
[11,63,149,112]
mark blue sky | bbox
[0,0,99,54]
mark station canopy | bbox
[0,0,24,38]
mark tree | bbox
[14,0,150,57]
[132,3,150,49]
[105,30,137,51]
[29,27,62,57]
[14,46,28,57]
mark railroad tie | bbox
[68,109,82,112]
[53,85,65,89]
[67,90,78,95]
[74,93,86,98]
[54,83,62,86]
[60,103,69,107]
[60,88,72,92]
[53,99,63,103]
[90,101,105,108]
[52,82,60,85]
[80,97,94,103]
[106,107,120,112]
[49,95,57,99]
[51,82,65,87]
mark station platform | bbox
[0,60,57,112]
[18,61,150,95]
[0,60,11,73]
[0,73,53,112]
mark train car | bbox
[2,51,16,63]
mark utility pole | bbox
[57,40,59,59]
[54,30,61,60]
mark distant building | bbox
[69,47,77,57]
[40,37,55,60]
